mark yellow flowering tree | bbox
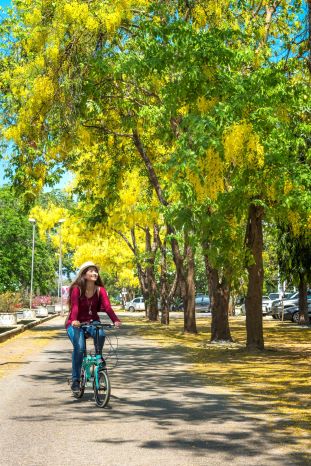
[73,165,162,320]
[29,200,141,293]
[1,0,310,346]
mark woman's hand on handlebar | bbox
[72,320,81,327]
[114,321,121,328]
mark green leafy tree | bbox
[0,186,57,294]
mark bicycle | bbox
[72,322,116,408]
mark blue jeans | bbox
[67,321,105,381]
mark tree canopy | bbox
[0,0,310,345]
[0,186,57,294]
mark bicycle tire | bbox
[73,367,86,399]
[93,369,111,408]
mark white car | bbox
[240,301,268,316]
[262,292,294,314]
[125,297,145,312]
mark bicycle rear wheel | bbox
[93,369,111,408]
[73,367,86,399]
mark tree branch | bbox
[256,0,281,51]
[112,228,135,254]
[82,123,133,138]
[130,228,138,256]
[132,129,169,207]
[252,0,264,18]
[264,1,281,42]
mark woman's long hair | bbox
[69,266,105,306]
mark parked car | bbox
[261,296,270,315]
[125,297,145,312]
[177,294,211,312]
[240,300,269,316]
[271,290,311,318]
[274,302,311,323]
[262,292,294,314]
[195,295,210,312]
[268,292,292,301]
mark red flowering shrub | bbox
[32,295,52,308]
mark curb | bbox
[0,314,58,344]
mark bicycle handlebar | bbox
[80,322,114,329]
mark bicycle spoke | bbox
[93,369,111,408]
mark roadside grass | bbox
[125,316,311,451]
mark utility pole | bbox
[29,218,36,309]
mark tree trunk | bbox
[159,261,170,325]
[148,279,158,321]
[203,245,232,342]
[114,225,158,319]
[245,204,265,351]
[169,228,197,333]
[158,235,170,325]
[145,227,158,321]
[146,266,158,321]
[137,263,149,318]
[129,227,149,319]
[132,131,196,331]
[298,273,309,325]
[184,243,197,333]
[160,298,170,325]
[212,286,231,341]
[210,270,232,342]
[155,226,179,325]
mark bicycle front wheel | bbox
[93,369,111,408]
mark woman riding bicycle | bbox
[66,261,121,392]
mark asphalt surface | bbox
[0,316,305,466]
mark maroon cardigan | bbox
[66,286,121,328]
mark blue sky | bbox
[0,0,10,185]
[0,156,72,190]
[0,0,11,8]
[0,158,9,186]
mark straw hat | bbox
[77,261,99,276]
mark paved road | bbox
[0,317,305,466]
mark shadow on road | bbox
[12,323,308,466]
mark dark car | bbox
[275,302,311,323]
[195,295,210,312]
[271,290,311,319]
[177,294,211,312]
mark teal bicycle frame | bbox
[73,322,113,407]
[82,354,104,389]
